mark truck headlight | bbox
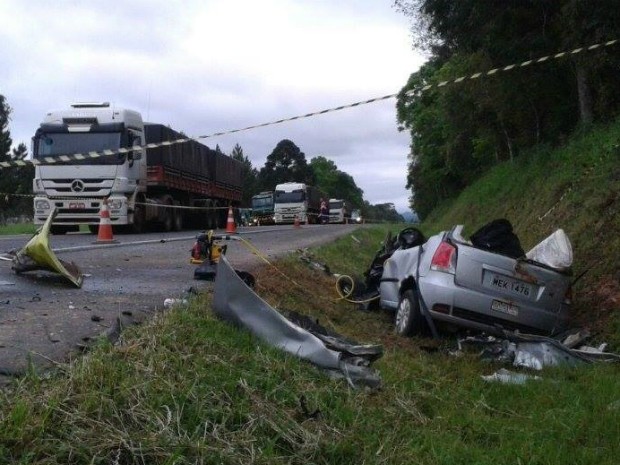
[108,199,123,209]
[35,199,50,209]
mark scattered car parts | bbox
[8,209,83,287]
[460,331,620,370]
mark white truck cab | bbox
[32,102,146,233]
[273,182,321,224]
[328,198,349,224]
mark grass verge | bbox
[0,226,618,464]
[0,223,37,235]
[422,118,620,346]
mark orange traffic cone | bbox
[293,215,301,229]
[225,206,237,234]
[94,198,118,243]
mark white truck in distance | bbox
[328,198,350,224]
[273,182,322,224]
[31,102,242,234]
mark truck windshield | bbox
[252,196,273,209]
[35,132,124,165]
[329,201,343,209]
[275,190,305,203]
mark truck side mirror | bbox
[129,147,142,160]
[128,134,142,161]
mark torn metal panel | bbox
[512,341,584,370]
[212,255,382,388]
[10,209,83,288]
[460,331,619,370]
[572,346,620,362]
[561,329,591,348]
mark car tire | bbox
[395,289,423,337]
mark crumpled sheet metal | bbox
[461,331,619,370]
[212,255,382,389]
[511,341,584,370]
[11,209,83,288]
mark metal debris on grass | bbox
[481,368,542,385]
[459,330,620,370]
[212,255,383,389]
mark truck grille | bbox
[42,179,113,196]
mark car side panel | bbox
[379,234,444,309]
[418,271,570,334]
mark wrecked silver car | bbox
[379,223,573,337]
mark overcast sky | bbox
[0,0,426,212]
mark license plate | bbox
[69,202,85,209]
[491,300,519,316]
[485,272,533,298]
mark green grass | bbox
[422,117,620,346]
[1,118,619,463]
[0,225,618,464]
[0,223,37,235]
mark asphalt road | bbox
[0,224,363,384]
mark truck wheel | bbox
[131,203,146,234]
[173,207,183,231]
[161,197,174,232]
[163,209,174,232]
[395,289,423,337]
[206,201,217,229]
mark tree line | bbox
[394,0,620,219]
[230,138,403,222]
[0,95,33,223]
[0,95,403,225]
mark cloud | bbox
[0,0,424,212]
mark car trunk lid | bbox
[449,227,570,313]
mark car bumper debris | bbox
[9,208,83,288]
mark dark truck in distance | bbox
[250,191,275,225]
[379,225,572,337]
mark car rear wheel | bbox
[395,289,423,337]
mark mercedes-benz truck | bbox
[31,102,242,234]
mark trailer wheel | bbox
[163,211,173,232]
[162,197,174,232]
[173,206,183,231]
[205,200,215,229]
[218,202,229,229]
[130,198,146,234]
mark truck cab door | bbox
[127,131,147,190]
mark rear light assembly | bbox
[430,241,457,274]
